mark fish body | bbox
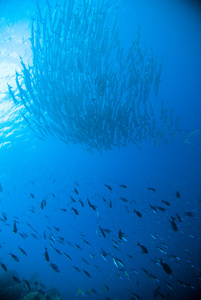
[44,248,49,262]
[99,225,106,238]
[176,191,180,198]
[147,187,156,192]
[119,184,127,188]
[71,207,79,215]
[0,262,7,271]
[10,253,19,262]
[170,217,178,231]
[137,242,148,254]
[105,184,112,191]
[50,263,60,273]
[13,220,18,233]
[18,247,27,256]
[162,200,170,206]
[161,260,172,275]
[83,270,91,278]
[134,209,142,217]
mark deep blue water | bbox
[0,0,201,299]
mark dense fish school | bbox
[7,0,178,151]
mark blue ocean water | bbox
[0,0,201,299]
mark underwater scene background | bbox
[0,0,201,299]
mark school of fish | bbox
[7,0,179,152]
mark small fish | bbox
[12,276,21,283]
[137,242,148,254]
[0,183,2,192]
[51,193,55,198]
[119,184,127,188]
[64,253,72,261]
[10,253,19,262]
[18,247,27,256]
[83,270,91,278]
[44,248,49,262]
[73,266,81,272]
[74,187,78,195]
[176,213,182,222]
[81,257,89,265]
[109,200,112,208]
[162,200,170,206]
[118,229,125,240]
[30,193,35,198]
[40,199,46,209]
[50,263,60,273]
[184,211,193,217]
[1,211,7,221]
[0,262,7,272]
[81,239,91,248]
[22,279,31,291]
[100,248,108,261]
[105,184,112,191]
[161,259,172,275]
[156,206,166,212]
[60,208,67,212]
[134,209,142,217]
[147,187,156,192]
[55,248,62,255]
[69,195,76,203]
[13,220,18,233]
[99,225,106,238]
[169,217,178,232]
[75,244,82,250]
[71,207,79,215]
[79,200,84,207]
[176,191,180,198]
[54,226,60,232]
[120,197,128,202]
[149,204,157,214]
[102,197,107,202]
[87,199,96,211]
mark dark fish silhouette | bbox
[185,211,193,217]
[156,206,166,212]
[161,259,172,275]
[40,199,46,209]
[87,199,96,210]
[44,247,49,262]
[137,242,148,254]
[18,246,27,256]
[162,200,170,206]
[176,213,182,222]
[10,253,19,262]
[74,187,78,195]
[13,220,18,233]
[169,217,178,231]
[99,225,106,238]
[119,184,127,188]
[105,184,112,191]
[134,209,142,217]
[0,262,7,272]
[83,270,91,278]
[176,191,180,198]
[50,263,60,273]
[71,207,79,215]
[147,187,156,192]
